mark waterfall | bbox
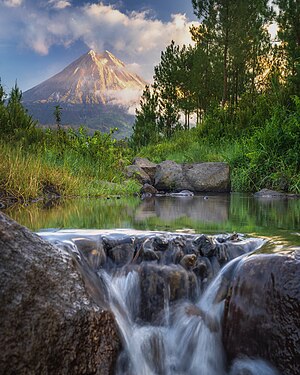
[40,230,280,375]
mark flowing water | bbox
[39,229,281,375]
[5,193,297,374]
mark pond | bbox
[5,192,300,252]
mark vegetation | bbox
[1,0,300,202]
[0,83,140,202]
[132,0,300,193]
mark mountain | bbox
[23,50,147,137]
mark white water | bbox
[101,259,280,375]
[43,231,280,375]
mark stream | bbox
[6,193,299,374]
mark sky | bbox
[0,0,198,92]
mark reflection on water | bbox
[3,193,300,247]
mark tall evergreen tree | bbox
[275,0,300,94]
[131,85,159,149]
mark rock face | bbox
[223,254,300,375]
[0,212,120,375]
[154,160,230,192]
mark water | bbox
[5,193,300,251]
[40,230,280,375]
[4,193,296,374]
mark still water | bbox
[5,193,300,252]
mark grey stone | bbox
[141,183,158,195]
[223,254,300,375]
[125,165,151,184]
[133,157,157,182]
[154,160,230,192]
[184,162,230,192]
[154,160,193,191]
[0,212,120,375]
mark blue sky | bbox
[0,0,198,92]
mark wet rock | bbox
[193,235,216,257]
[125,165,151,184]
[0,212,121,375]
[133,157,157,182]
[180,254,197,270]
[223,254,300,375]
[74,238,107,270]
[106,243,135,267]
[139,264,198,323]
[169,190,194,197]
[254,188,300,199]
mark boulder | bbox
[141,183,158,195]
[154,160,230,192]
[125,165,151,184]
[0,212,120,375]
[133,157,157,182]
[183,162,230,192]
[154,160,193,191]
[223,254,300,375]
[254,188,300,199]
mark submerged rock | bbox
[223,254,300,375]
[0,212,120,375]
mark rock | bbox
[254,188,300,199]
[154,160,230,192]
[183,162,230,192]
[0,212,120,375]
[133,157,157,182]
[169,190,194,197]
[155,160,192,191]
[141,183,158,195]
[223,254,300,375]
[139,264,198,323]
[125,165,151,184]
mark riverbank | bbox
[0,138,140,208]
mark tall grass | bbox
[0,140,140,201]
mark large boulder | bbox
[0,212,121,375]
[223,254,300,375]
[154,160,230,192]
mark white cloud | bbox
[2,0,23,7]
[48,0,71,10]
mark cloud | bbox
[2,0,23,7]
[48,0,71,10]
[0,1,198,81]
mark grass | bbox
[0,142,140,202]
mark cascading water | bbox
[39,229,281,375]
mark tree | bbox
[54,105,63,130]
[131,85,159,149]
[5,83,36,135]
[275,0,300,94]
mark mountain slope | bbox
[23,50,146,105]
[22,50,147,137]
